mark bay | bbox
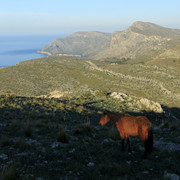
[0,35,66,67]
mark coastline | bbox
[38,50,81,58]
[37,50,52,56]
[0,66,9,69]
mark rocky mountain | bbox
[39,31,112,58]
[39,21,180,60]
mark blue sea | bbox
[0,35,66,67]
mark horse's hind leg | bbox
[127,137,132,152]
[143,147,148,159]
[138,127,148,159]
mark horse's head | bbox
[99,110,110,126]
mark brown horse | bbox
[99,110,153,158]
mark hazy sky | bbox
[1,0,180,35]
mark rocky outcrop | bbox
[110,92,163,113]
[137,98,163,113]
[104,29,171,59]
[164,172,180,180]
[39,90,72,98]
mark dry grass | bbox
[0,56,180,108]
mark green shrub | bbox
[73,121,92,135]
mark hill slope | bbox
[39,21,180,60]
[0,56,180,108]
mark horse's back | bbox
[134,116,152,126]
[118,115,151,136]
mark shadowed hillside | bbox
[0,94,180,179]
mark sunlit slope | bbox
[39,21,180,60]
[0,56,179,107]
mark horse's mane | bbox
[104,110,130,123]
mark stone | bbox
[164,172,180,180]
[87,162,95,167]
[102,138,114,144]
[154,141,180,152]
[0,153,8,160]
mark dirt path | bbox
[86,61,180,100]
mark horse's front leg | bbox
[120,132,125,151]
[121,138,125,151]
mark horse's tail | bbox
[145,125,153,153]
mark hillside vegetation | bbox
[0,56,180,108]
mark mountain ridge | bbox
[129,21,180,38]
[39,21,180,60]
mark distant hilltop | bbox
[39,21,180,60]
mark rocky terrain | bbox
[1,57,180,178]
[39,21,180,60]
[0,94,180,179]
